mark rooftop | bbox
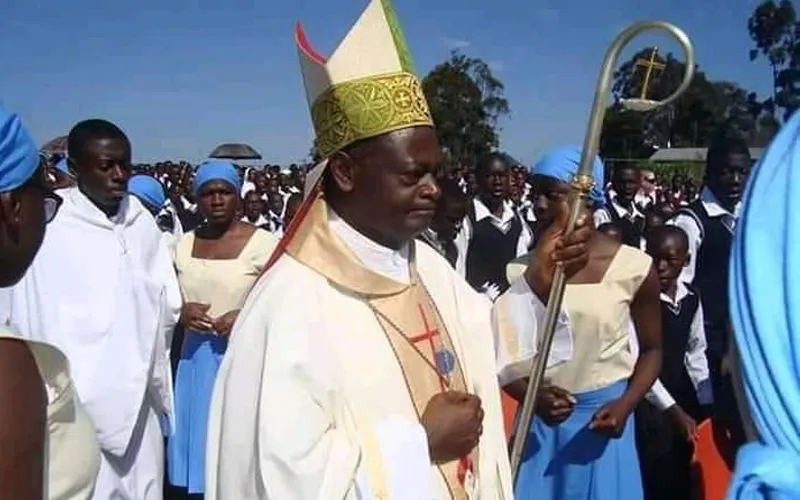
[649,147,764,162]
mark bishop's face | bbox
[331,127,442,249]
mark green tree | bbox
[600,49,768,159]
[599,104,653,159]
[422,51,510,167]
[748,0,800,120]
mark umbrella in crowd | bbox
[40,135,68,156]
[208,143,262,160]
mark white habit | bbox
[0,187,182,500]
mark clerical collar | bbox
[328,209,411,284]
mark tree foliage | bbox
[422,52,510,167]
[748,0,800,120]
[600,49,779,160]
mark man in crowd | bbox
[594,163,645,248]
[205,1,587,498]
[463,152,533,298]
[0,118,182,500]
[241,189,268,228]
[636,168,658,211]
[418,177,468,273]
[670,133,752,453]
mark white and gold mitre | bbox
[295,0,434,158]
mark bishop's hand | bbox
[421,391,483,464]
[525,199,591,300]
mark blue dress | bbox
[166,229,278,494]
[168,332,227,494]
[515,380,643,500]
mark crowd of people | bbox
[0,0,796,499]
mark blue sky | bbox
[0,0,774,165]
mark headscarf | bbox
[54,158,70,175]
[128,175,166,211]
[727,111,800,498]
[0,105,38,193]
[193,160,241,197]
[530,145,605,206]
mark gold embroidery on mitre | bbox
[311,71,433,157]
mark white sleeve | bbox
[209,282,359,499]
[0,288,10,326]
[593,208,611,228]
[645,379,677,411]
[492,276,573,387]
[355,420,434,499]
[454,226,468,278]
[454,217,471,279]
[149,232,183,428]
[209,274,438,500]
[685,301,713,405]
[516,219,534,257]
[155,235,182,350]
[668,213,702,285]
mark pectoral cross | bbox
[408,305,439,345]
[635,47,665,100]
[409,304,455,392]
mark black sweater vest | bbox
[604,196,644,248]
[465,203,522,294]
[676,199,733,359]
[660,287,701,411]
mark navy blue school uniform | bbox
[670,187,745,449]
[464,198,532,295]
[593,193,646,248]
[635,282,713,500]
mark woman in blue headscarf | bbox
[128,174,184,255]
[727,112,800,498]
[501,146,662,500]
[167,160,278,496]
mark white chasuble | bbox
[206,196,568,499]
[0,188,182,500]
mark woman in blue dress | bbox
[168,161,278,497]
[499,146,662,500]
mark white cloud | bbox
[442,37,471,50]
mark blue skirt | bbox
[515,380,643,500]
[168,331,227,494]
